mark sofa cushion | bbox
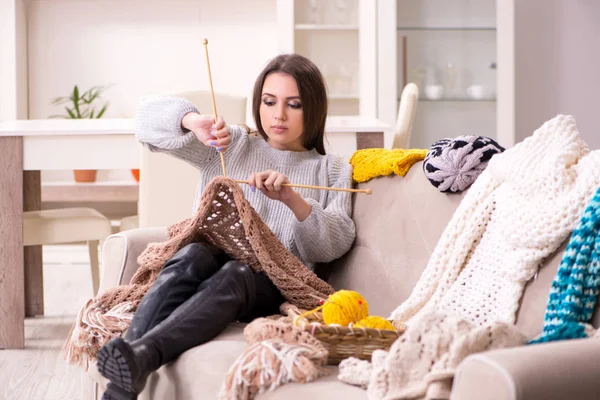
[324,161,466,317]
[91,322,365,399]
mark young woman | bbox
[97,53,356,400]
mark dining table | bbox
[0,115,390,349]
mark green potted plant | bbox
[50,85,111,182]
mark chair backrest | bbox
[138,90,247,228]
[391,83,419,149]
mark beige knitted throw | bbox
[64,177,334,369]
[338,311,527,400]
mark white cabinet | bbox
[377,0,515,149]
[276,0,377,117]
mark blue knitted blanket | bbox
[530,187,600,344]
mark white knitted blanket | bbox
[392,114,600,327]
[338,115,600,399]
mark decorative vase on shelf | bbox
[308,0,320,24]
[131,169,140,182]
[74,170,97,183]
[444,62,458,98]
[334,0,349,25]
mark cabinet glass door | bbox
[396,0,497,148]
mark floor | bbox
[0,245,95,400]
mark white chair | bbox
[135,90,247,229]
[24,207,112,295]
[391,83,419,149]
[119,215,139,232]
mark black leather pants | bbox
[125,242,284,365]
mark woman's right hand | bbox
[181,112,231,152]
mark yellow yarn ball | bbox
[322,290,369,326]
[354,316,396,331]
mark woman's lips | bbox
[271,126,287,134]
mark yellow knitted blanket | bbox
[349,148,428,183]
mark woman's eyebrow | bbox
[262,92,301,100]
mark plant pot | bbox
[74,170,97,183]
[131,169,140,182]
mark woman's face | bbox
[259,72,305,151]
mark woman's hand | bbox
[247,170,312,221]
[181,112,230,152]
[247,170,295,201]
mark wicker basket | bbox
[293,310,405,365]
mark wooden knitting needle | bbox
[234,180,372,195]
[202,38,227,177]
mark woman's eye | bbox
[289,102,302,109]
[263,99,275,106]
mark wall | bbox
[27,0,279,182]
[0,0,28,120]
[515,0,600,148]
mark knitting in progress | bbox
[63,177,334,370]
[337,115,600,398]
[530,187,600,344]
[349,148,427,183]
[423,135,505,193]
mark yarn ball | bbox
[354,316,396,331]
[322,290,369,326]
[423,135,505,193]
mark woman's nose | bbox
[274,104,287,121]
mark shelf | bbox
[42,181,139,202]
[414,97,497,102]
[397,27,496,31]
[329,93,359,100]
[295,24,359,31]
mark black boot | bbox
[97,261,260,398]
[97,337,161,398]
[124,242,224,342]
[98,242,223,400]
[132,261,259,364]
[102,383,137,400]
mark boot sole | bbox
[97,338,136,393]
[102,383,137,400]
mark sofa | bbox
[82,161,600,400]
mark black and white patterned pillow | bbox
[423,135,505,193]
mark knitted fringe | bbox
[63,298,135,370]
[218,317,329,399]
[219,340,329,400]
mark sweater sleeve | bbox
[293,155,356,264]
[134,95,245,169]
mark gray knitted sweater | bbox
[135,96,356,268]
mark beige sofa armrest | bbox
[451,338,600,400]
[99,227,168,292]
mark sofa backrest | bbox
[324,161,599,338]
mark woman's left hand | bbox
[247,170,295,201]
[247,170,312,221]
